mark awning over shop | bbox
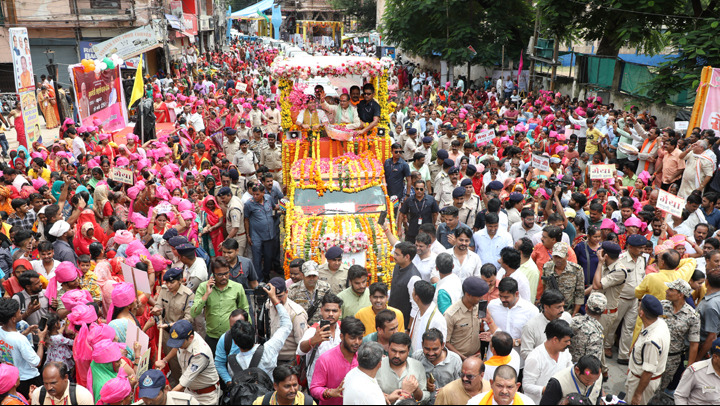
[230,0,272,18]
[165,14,184,31]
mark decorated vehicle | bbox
[283,152,397,285]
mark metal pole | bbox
[550,37,559,91]
[528,7,541,92]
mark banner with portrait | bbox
[69,64,128,132]
[8,28,40,145]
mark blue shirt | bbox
[436,222,474,250]
[383,158,411,199]
[244,195,277,242]
[702,207,720,230]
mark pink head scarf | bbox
[68,304,98,362]
[98,369,132,405]
[125,240,150,259]
[116,157,130,167]
[114,230,134,245]
[108,282,136,321]
[0,364,19,393]
[91,339,126,364]
[45,262,80,300]
[88,324,117,347]
[131,213,150,229]
[624,217,647,232]
[61,289,93,313]
[600,218,619,234]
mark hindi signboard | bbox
[8,28,40,146]
[589,164,615,180]
[531,154,550,172]
[110,167,134,184]
[476,128,495,144]
[92,24,160,60]
[657,190,685,218]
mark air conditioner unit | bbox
[199,16,210,31]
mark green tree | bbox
[230,0,256,13]
[380,0,533,67]
[329,0,377,32]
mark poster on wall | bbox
[79,41,142,69]
[69,64,128,132]
[8,28,40,145]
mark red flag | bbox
[517,50,524,79]
[468,45,477,56]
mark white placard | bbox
[476,129,495,144]
[675,121,689,131]
[657,190,685,218]
[120,263,152,294]
[342,251,366,267]
[589,164,615,180]
[531,154,550,172]
[125,319,150,357]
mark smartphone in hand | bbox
[477,300,488,319]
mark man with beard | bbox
[435,356,490,405]
[309,316,365,405]
[522,319,574,404]
[412,328,462,396]
[252,365,311,405]
[297,293,343,387]
[377,332,428,403]
[468,365,533,405]
[509,209,542,244]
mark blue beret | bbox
[466,165,477,176]
[463,276,489,297]
[488,180,503,190]
[269,277,287,293]
[408,128,417,135]
[217,186,232,196]
[448,166,459,175]
[712,337,720,355]
[601,241,621,256]
[457,133,466,138]
[627,234,648,247]
[443,158,455,168]
[163,267,184,282]
[452,187,465,198]
[509,192,524,202]
[641,294,663,317]
[325,246,343,260]
[225,128,237,135]
[460,178,472,187]
[168,236,189,248]
[422,136,433,143]
[437,149,449,160]
[162,228,178,241]
[239,139,249,144]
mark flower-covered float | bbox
[283,152,397,285]
[272,55,395,184]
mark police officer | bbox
[658,279,701,393]
[428,149,449,191]
[675,337,720,405]
[591,242,624,359]
[317,246,349,295]
[134,369,199,405]
[233,139,259,181]
[164,320,221,404]
[260,133,283,186]
[436,161,457,209]
[461,178,482,229]
[569,292,606,367]
[151,268,195,387]
[288,260,331,325]
[626,295,670,405]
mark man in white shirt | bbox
[497,247,532,303]
[69,128,86,157]
[509,209,543,243]
[412,233,437,282]
[409,280,447,354]
[295,98,329,130]
[343,341,387,405]
[474,213,514,271]
[467,365,534,405]
[433,228,482,282]
[520,289,572,361]
[180,105,204,133]
[434,252,463,310]
[487,278,539,355]
[522,320,574,404]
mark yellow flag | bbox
[128,57,144,109]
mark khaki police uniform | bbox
[598,260,626,350]
[133,391,200,405]
[153,285,194,387]
[606,252,645,360]
[233,149,258,181]
[460,194,482,229]
[443,300,481,358]
[317,263,349,295]
[177,334,221,404]
[437,135,455,151]
[674,358,720,405]
[267,298,308,363]
[225,195,248,254]
[625,318,670,404]
[428,162,442,191]
[260,144,283,185]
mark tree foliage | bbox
[380,0,533,67]
[329,0,377,32]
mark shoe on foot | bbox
[604,348,613,358]
[617,358,629,365]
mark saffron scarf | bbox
[477,391,524,405]
[484,355,512,367]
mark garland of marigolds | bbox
[283,153,396,287]
[375,68,392,131]
[279,78,294,131]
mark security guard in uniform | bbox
[151,267,195,387]
[460,178,482,229]
[134,369,199,405]
[260,133,283,186]
[317,246,349,295]
[625,295,670,405]
[436,161,458,209]
[591,242,626,359]
[165,320,221,404]
[428,149,449,192]
[675,337,720,405]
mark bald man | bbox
[435,357,490,405]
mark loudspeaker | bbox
[377,128,386,136]
[289,131,301,139]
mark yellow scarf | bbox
[302,109,320,126]
[485,355,512,366]
[477,391,524,405]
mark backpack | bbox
[220,345,273,406]
[40,383,77,405]
[195,246,211,269]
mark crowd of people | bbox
[0,34,716,406]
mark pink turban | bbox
[108,282,136,321]
[218,99,226,106]
[114,229,134,245]
[166,178,182,191]
[534,188,550,200]
[600,218,619,233]
[178,199,193,212]
[130,213,150,229]
[125,240,150,259]
[514,124,526,133]
[624,217,646,231]
[670,234,687,246]
[155,185,171,201]
[149,254,171,272]
[180,210,196,221]
[137,159,150,172]
[67,303,97,326]
[88,324,117,347]
[637,170,651,185]
[116,157,130,167]
[99,369,132,405]
[32,178,46,190]
[98,133,111,141]
[127,134,139,142]
[45,262,81,300]
[68,304,98,363]
[498,125,508,132]
[61,289,93,313]
[91,339,125,364]
[0,364,19,394]
[93,119,102,126]
[77,126,87,133]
